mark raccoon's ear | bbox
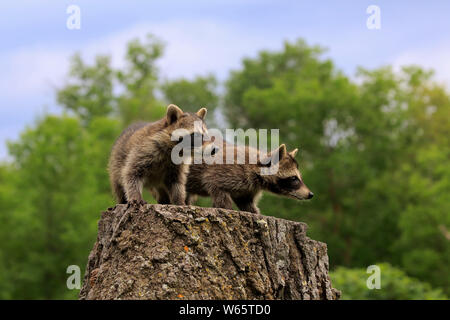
[196,108,207,120]
[289,148,298,158]
[274,144,288,160]
[261,144,287,167]
[166,104,183,124]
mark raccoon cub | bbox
[108,104,215,205]
[186,143,313,214]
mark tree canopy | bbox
[0,35,448,299]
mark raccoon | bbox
[108,104,216,205]
[186,143,313,214]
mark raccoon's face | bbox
[166,104,219,157]
[261,144,313,200]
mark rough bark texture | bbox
[79,204,340,300]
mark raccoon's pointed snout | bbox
[307,191,314,199]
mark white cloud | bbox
[0,19,275,103]
[80,19,276,79]
[392,44,450,88]
[0,47,70,100]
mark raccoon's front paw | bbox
[129,199,147,207]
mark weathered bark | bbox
[79,204,340,300]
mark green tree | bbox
[331,263,447,300]
[0,164,21,299]
[57,54,114,126]
[161,75,219,123]
[2,115,119,299]
[355,66,450,293]
[116,35,166,125]
[224,39,450,295]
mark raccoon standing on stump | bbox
[186,143,313,214]
[108,104,214,205]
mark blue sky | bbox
[1,0,450,159]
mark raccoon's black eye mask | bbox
[266,176,302,194]
[278,176,302,191]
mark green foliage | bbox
[0,35,448,299]
[331,263,447,300]
[116,35,166,125]
[0,164,20,299]
[225,40,450,295]
[2,115,120,299]
[161,74,219,123]
[57,54,114,125]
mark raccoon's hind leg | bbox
[211,191,233,210]
[164,164,188,205]
[122,152,151,205]
[152,187,171,204]
[186,193,198,205]
[168,182,186,205]
[112,182,127,204]
[233,196,260,214]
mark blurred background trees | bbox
[330,263,447,300]
[0,35,448,299]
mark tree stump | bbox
[79,204,340,300]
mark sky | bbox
[1,0,450,159]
